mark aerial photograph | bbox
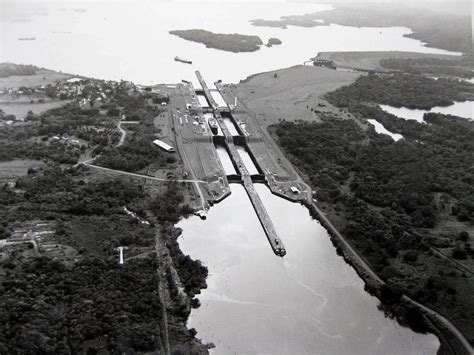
[0,0,472,353]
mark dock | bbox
[196,71,286,257]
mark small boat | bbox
[18,37,36,41]
[175,56,192,64]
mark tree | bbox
[452,247,467,260]
[459,231,469,242]
[107,108,120,117]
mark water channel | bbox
[178,183,440,354]
[236,145,260,175]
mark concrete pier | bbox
[196,71,286,257]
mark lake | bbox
[1,0,459,87]
[380,101,474,122]
[367,119,403,141]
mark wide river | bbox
[2,1,459,353]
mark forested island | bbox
[170,29,271,53]
[250,15,328,29]
[266,38,282,47]
[273,72,474,345]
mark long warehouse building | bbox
[153,139,176,152]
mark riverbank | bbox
[234,63,473,354]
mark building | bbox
[290,186,300,194]
[313,59,335,68]
[153,139,175,152]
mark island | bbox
[266,37,282,47]
[169,29,264,53]
[250,15,328,29]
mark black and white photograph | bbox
[0,0,473,353]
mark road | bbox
[305,192,473,354]
[116,120,140,147]
[83,162,207,184]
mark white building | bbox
[153,139,175,152]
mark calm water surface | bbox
[380,101,473,122]
[1,1,460,86]
[178,184,439,354]
[367,119,403,141]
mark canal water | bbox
[215,145,236,175]
[178,184,440,354]
[197,94,210,108]
[236,146,260,175]
[223,117,240,136]
[380,101,474,122]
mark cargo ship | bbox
[208,118,219,135]
[174,56,192,64]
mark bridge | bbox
[196,71,286,257]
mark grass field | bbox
[315,51,461,71]
[0,69,73,89]
[234,65,360,126]
[0,100,68,120]
[0,159,43,184]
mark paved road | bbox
[84,162,207,184]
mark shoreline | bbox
[3,50,473,353]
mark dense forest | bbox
[380,54,474,79]
[325,73,474,109]
[0,79,208,353]
[0,165,208,353]
[274,72,474,340]
[94,121,174,173]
